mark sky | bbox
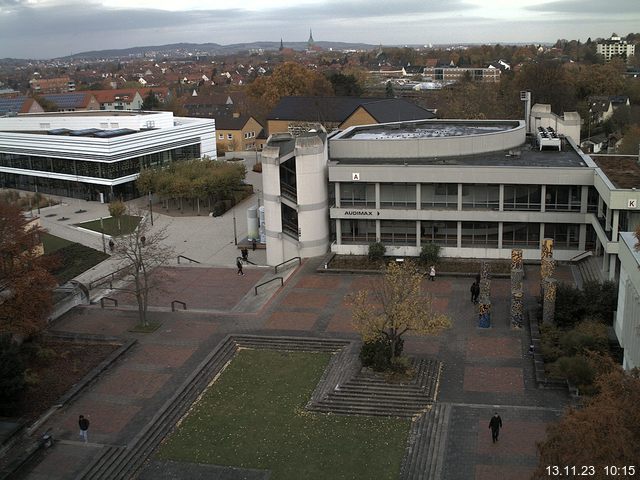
[0,0,639,59]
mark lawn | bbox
[74,215,141,236]
[42,233,110,283]
[158,349,411,480]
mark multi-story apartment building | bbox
[0,111,215,202]
[29,76,76,94]
[596,35,636,62]
[422,66,501,83]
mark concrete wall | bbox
[614,232,640,370]
[529,104,581,144]
[261,143,286,266]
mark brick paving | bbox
[16,258,574,480]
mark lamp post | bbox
[148,191,154,226]
[232,206,238,245]
[100,216,106,253]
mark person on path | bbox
[236,258,244,276]
[471,281,480,303]
[489,412,502,443]
[429,265,436,281]
[108,239,114,252]
[78,415,90,443]
[252,239,257,251]
[241,247,249,262]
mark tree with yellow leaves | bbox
[349,260,450,365]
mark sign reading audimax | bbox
[343,210,380,216]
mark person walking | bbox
[489,412,502,443]
[429,265,436,281]
[252,239,257,251]
[471,281,480,303]
[78,415,90,443]
[236,258,244,276]
[241,247,249,262]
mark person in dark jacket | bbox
[489,412,502,443]
[471,281,480,303]
[236,258,244,276]
[79,415,90,443]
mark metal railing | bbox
[171,300,187,311]
[255,277,283,295]
[100,297,118,308]
[274,256,301,274]
[89,265,131,290]
[177,255,200,264]
[569,251,593,263]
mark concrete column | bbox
[580,185,589,214]
[499,184,504,212]
[612,210,620,240]
[540,185,546,212]
[539,224,545,248]
[609,254,617,281]
[335,183,341,208]
[335,219,342,245]
[605,205,612,231]
[375,183,380,210]
[597,196,603,218]
[457,183,463,211]
[498,222,503,249]
[416,184,421,210]
[457,221,462,249]
[579,224,587,250]
[416,221,421,247]
[602,252,609,273]
[376,219,381,242]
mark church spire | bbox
[307,29,315,48]
[279,38,284,51]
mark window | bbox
[341,220,376,244]
[503,185,541,211]
[421,221,457,246]
[219,133,224,139]
[502,223,540,247]
[545,186,580,211]
[380,220,416,245]
[380,183,416,209]
[281,204,299,239]
[462,184,499,210]
[421,183,457,209]
[461,222,499,247]
[227,133,233,140]
[280,158,297,201]
[340,183,375,207]
[543,223,580,249]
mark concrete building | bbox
[261,115,640,284]
[0,111,215,202]
[422,66,501,83]
[614,231,640,371]
[596,35,636,62]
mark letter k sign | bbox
[629,199,637,208]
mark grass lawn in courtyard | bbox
[74,215,141,236]
[158,349,411,480]
[41,232,74,253]
[42,233,110,283]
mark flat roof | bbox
[331,142,588,168]
[343,121,519,140]
[16,110,159,117]
[592,155,640,189]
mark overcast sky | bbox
[0,0,638,59]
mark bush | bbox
[554,283,586,328]
[368,242,386,261]
[583,280,618,324]
[0,337,26,414]
[550,355,595,388]
[558,321,609,356]
[360,336,404,371]
[539,323,563,363]
[419,243,441,266]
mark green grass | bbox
[129,322,162,333]
[74,215,141,236]
[46,242,110,284]
[41,233,74,254]
[158,349,410,480]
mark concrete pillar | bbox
[542,278,557,324]
[335,219,342,245]
[376,219,381,242]
[498,222,503,249]
[499,184,504,212]
[416,221,421,248]
[602,252,609,273]
[597,196,603,218]
[457,221,462,249]
[457,183,463,211]
[375,183,380,210]
[416,184,421,210]
[335,183,341,208]
[609,254,617,281]
[605,205,612,231]
[612,210,620,241]
[580,185,589,214]
[579,224,587,250]
[539,224,545,249]
[540,185,546,212]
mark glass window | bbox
[502,222,540,248]
[421,183,457,209]
[340,183,376,207]
[461,222,499,247]
[281,204,298,239]
[503,185,541,211]
[341,220,377,244]
[545,186,581,211]
[279,157,297,201]
[587,186,599,213]
[461,184,499,210]
[227,133,233,140]
[380,220,416,245]
[421,221,457,246]
[380,183,416,209]
[543,223,580,249]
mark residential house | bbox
[216,113,264,152]
[41,93,100,112]
[267,96,436,136]
[90,89,144,110]
[597,35,636,62]
[29,76,75,94]
[423,66,501,83]
[588,95,631,124]
[0,97,44,116]
[183,93,236,118]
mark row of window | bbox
[337,183,598,212]
[0,145,200,180]
[339,220,590,249]
[217,131,256,140]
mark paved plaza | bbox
[7,186,573,480]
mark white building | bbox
[596,35,636,62]
[614,231,640,371]
[0,111,215,202]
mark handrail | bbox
[100,297,118,308]
[274,256,301,274]
[255,277,283,295]
[171,300,187,311]
[89,265,131,290]
[177,255,200,264]
[569,251,592,263]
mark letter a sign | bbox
[352,173,360,181]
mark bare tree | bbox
[113,214,174,326]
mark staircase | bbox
[574,256,604,288]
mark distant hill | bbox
[63,41,377,60]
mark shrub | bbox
[360,336,404,371]
[558,321,609,356]
[419,243,441,266]
[539,323,563,363]
[582,280,618,324]
[368,242,386,261]
[554,283,586,328]
[550,355,595,388]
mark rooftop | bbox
[592,155,640,189]
[343,121,517,140]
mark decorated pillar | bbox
[478,261,491,328]
[542,278,557,324]
[510,249,524,329]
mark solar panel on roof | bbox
[48,128,71,135]
[70,128,102,136]
[93,128,136,138]
[43,93,85,109]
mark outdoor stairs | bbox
[574,256,604,288]
[307,358,442,418]
[400,402,452,480]
[74,335,350,480]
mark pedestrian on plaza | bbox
[241,247,249,262]
[78,415,90,443]
[108,239,114,252]
[252,239,257,251]
[429,265,436,281]
[489,412,502,443]
[471,281,480,304]
[236,258,244,276]
[140,235,146,246]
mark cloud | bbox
[525,0,640,14]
